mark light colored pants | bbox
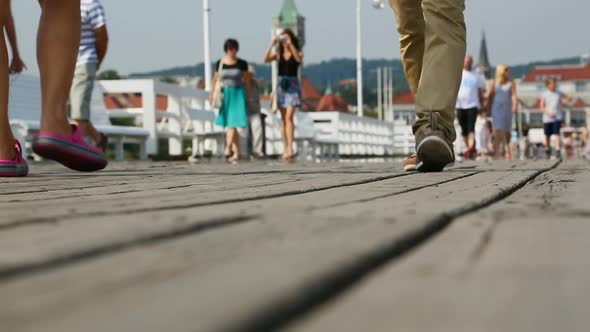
[70,63,98,121]
[238,113,264,155]
[389,0,466,142]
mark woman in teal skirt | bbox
[209,39,251,163]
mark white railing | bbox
[308,112,394,156]
[98,79,398,160]
[393,121,415,156]
[98,79,222,156]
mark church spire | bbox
[478,32,491,79]
[277,0,300,25]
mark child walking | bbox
[539,77,573,159]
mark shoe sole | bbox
[33,137,107,172]
[403,164,417,172]
[416,136,454,173]
[0,164,29,177]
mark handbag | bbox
[211,60,224,109]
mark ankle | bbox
[41,116,71,135]
[0,144,16,161]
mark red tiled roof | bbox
[301,77,322,112]
[521,97,587,110]
[317,94,350,112]
[522,63,590,83]
[392,91,415,104]
[104,94,168,111]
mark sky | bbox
[10,0,590,75]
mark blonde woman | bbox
[486,65,518,160]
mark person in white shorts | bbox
[70,0,109,152]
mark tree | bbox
[97,69,122,80]
[159,76,177,84]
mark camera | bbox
[279,35,287,42]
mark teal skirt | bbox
[215,87,248,128]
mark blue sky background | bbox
[11,0,590,74]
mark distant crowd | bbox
[456,56,588,161]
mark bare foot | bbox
[228,154,239,163]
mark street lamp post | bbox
[356,0,386,117]
[203,0,212,92]
[356,0,363,117]
[377,67,382,120]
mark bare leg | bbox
[73,119,101,144]
[467,132,475,150]
[544,135,551,150]
[38,0,81,136]
[279,108,288,159]
[493,129,501,159]
[225,128,234,156]
[504,132,512,160]
[231,128,240,159]
[554,134,561,151]
[0,1,14,160]
[284,106,296,158]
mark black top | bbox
[215,58,248,88]
[278,55,299,77]
[215,58,248,71]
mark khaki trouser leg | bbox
[390,0,466,142]
[389,0,424,95]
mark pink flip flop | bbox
[32,124,107,172]
[0,140,29,177]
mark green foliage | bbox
[97,69,122,80]
[160,76,178,84]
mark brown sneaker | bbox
[403,153,418,172]
[415,112,455,172]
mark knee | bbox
[73,119,89,128]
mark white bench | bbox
[99,79,226,158]
[183,107,225,157]
[8,74,149,161]
[91,84,150,160]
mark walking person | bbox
[70,0,110,152]
[539,77,573,159]
[456,55,485,160]
[209,38,251,164]
[387,0,467,172]
[4,0,26,74]
[1,0,107,178]
[263,29,303,162]
[485,64,518,160]
[243,65,265,159]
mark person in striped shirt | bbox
[2,0,108,177]
[70,0,109,152]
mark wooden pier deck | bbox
[1,159,588,332]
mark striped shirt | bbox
[77,0,107,66]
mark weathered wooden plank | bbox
[0,162,558,332]
[0,171,469,277]
[287,160,590,332]
[0,171,408,227]
[449,159,558,171]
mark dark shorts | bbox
[456,108,478,137]
[544,121,562,136]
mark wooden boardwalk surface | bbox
[0,159,588,332]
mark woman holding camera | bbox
[263,29,303,162]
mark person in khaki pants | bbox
[389,0,467,172]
